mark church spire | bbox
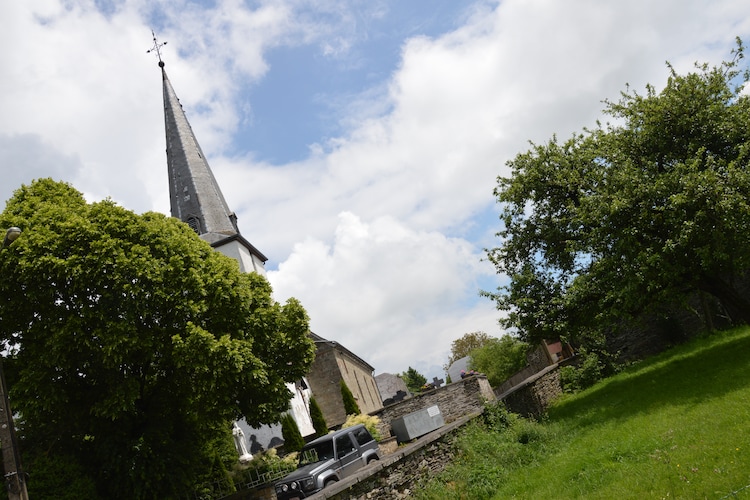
[161,68,240,240]
[151,32,268,274]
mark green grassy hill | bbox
[416,326,750,499]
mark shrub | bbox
[342,413,382,441]
[399,366,428,394]
[560,347,619,392]
[309,397,329,437]
[340,380,361,415]
[25,453,99,500]
[280,413,305,453]
[230,448,297,486]
[482,400,517,432]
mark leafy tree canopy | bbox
[399,366,427,393]
[446,331,494,367]
[0,179,315,499]
[485,39,750,344]
[468,335,528,387]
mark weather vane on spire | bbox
[147,30,167,67]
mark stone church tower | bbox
[152,36,383,451]
[160,61,268,276]
[152,40,315,452]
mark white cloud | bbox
[2,0,750,381]
[252,0,750,377]
[268,211,501,375]
[0,134,84,208]
[221,0,750,250]
[0,1,166,210]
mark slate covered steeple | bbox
[153,34,267,275]
[161,68,238,240]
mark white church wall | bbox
[215,240,266,277]
[235,420,282,456]
[288,380,315,437]
[236,379,315,459]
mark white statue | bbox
[232,421,253,463]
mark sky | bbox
[2,0,750,382]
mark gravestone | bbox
[390,405,445,443]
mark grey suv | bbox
[274,424,380,499]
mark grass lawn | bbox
[416,326,750,500]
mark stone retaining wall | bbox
[497,364,563,419]
[308,413,480,500]
[371,375,494,439]
[494,364,538,396]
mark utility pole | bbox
[0,227,29,500]
[0,359,28,500]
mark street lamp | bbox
[0,227,29,500]
[1,228,20,249]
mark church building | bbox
[307,333,383,427]
[152,35,381,455]
[155,46,313,451]
[160,57,267,275]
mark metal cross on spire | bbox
[147,30,167,67]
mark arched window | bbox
[186,215,201,234]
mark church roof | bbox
[207,232,268,262]
[310,332,375,372]
[158,57,266,263]
[162,67,237,238]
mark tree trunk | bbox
[699,274,750,325]
[699,291,715,332]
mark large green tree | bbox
[446,331,494,367]
[486,40,750,344]
[468,335,528,387]
[0,179,316,499]
[399,366,427,394]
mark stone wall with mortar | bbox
[369,375,494,439]
[305,346,344,427]
[497,364,563,419]
[306,344,383,429]
[308,413,479,500]
[606,273,750,362]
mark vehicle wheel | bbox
[367,456,378,464]
[324,478,338,488]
